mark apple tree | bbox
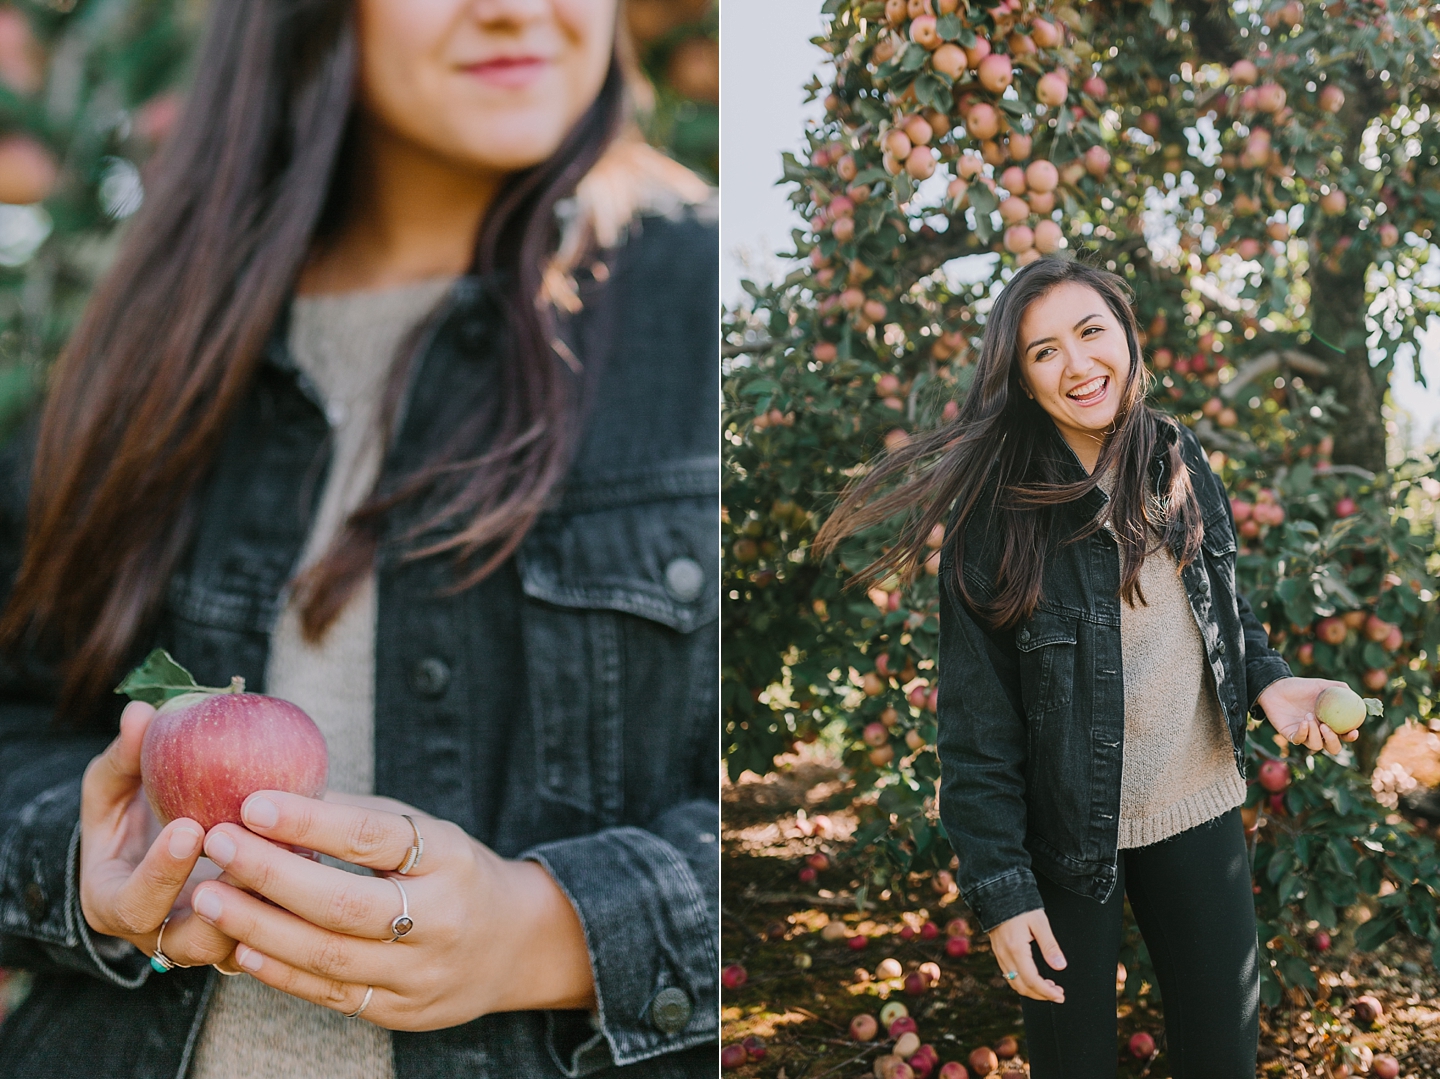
[723,0,1440,1000]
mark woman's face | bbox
[1016,281,1132,461]
[355,0,617,174]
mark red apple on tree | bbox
[118,649,328,832]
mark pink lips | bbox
[464,56,549,89]
[1066,375,1109,407]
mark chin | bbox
[454,115,577,173]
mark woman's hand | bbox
[188,790,597,1029]
[1257,677,1360,756]
[986,908,1066,1003]
[79,700,240,970]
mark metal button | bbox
[23,881,46,922]
[664,557,705,603]
[1216,641,1227,655]
[648,987,692,1033]
[1197,575,1211,594]
[1018,628,1031,643]
[409,657,451,698]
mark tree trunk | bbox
[1306,258,1387,472]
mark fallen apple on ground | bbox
[118,648,328,831]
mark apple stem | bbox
[228,676,246,693]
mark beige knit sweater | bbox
[189,276,454,1079]
[1097,471,1247,849]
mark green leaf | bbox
[1364,697,1384,716]
[114,648,202,707]
[900,44,928,72]
[936,13,964,40]
[912,72,952,114]
[1354,913,1398,951]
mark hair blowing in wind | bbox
[815,258,1204,630]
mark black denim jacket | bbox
[0,205,718,1078]
[936,418,1292,933]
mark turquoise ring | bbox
[1003,970,1019,981]
[149,915,189,973]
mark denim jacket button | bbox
[648,987,692,1033]
[1216,640,1226,655]
[1018,628,1031,643]
[664,557,705,603]
[1198,575,1211,594]
[23,881,46,922]
[409,657,451,699]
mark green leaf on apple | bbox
[1363,697,1383,716]
[115,648,237,705]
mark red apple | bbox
[1316,617,1347,645]
[851,1013,880,1041]
[968,1047,999,1075]
[889,1015,919,1038]
[1353,994,1384,1024]
[1372,1054,1399,1079]
[1335,496,1357,517]
[741,1036,766,1061]
[722,963,748,989]
[1129,1031,1156,1059]
[1312,930,1331,951]
[720,1043,748,1069]
[919,920,939,940]
[130,654,328,831]
[1258,759,1290,793]
[994,1035,1018,1059]
[945,934,971,958]
[938,1064,968,1079]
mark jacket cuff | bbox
[522,826,717,1073]
[963,867,1045,934]
[1246,655,1295,712]
[0,775,149,987]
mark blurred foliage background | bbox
[0,0,717,442]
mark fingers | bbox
[190,879,385,988]
[81,701,157,820]
[989,921,1064,1003]
[1028,910,1068,972]
[86,818,206,938]
[1318,721,1342,756]
[149,908,241,969]
[1290,716,1324,753]
[202,824,408,939]
[229,942,391,1025]
[238,791,433,877]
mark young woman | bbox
[819,258,1360,1076]
[0,2,716,1077]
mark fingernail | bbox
[193,890,223,922]
[169,828,201,859]
[1050,954,1067,969]
[236,944,263,973]
[243,796,279,830]
[205,831,237,868]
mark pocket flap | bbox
[1201,512,1237,556]
[1015,608,1078,652]
[518,464,716,634]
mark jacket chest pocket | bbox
[517,464,716,824]
[1014,608,1079,730]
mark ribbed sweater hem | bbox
[1117,769,1247,849]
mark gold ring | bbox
[395,814,424,875]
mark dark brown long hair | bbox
[816,258,1203,629]
[0,0,632,718]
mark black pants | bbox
[1020,808,1260,1078]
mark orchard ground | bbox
[721,744,1440,1079]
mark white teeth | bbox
[1068,376,1107,400]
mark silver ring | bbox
[343,984,374,1019]
[149,915,191,973]
[1003,970,1019,981]
[395,814,424,875]
[385,875,414,942]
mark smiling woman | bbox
[0,1,717,1077]
[815,257,1363,1076]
